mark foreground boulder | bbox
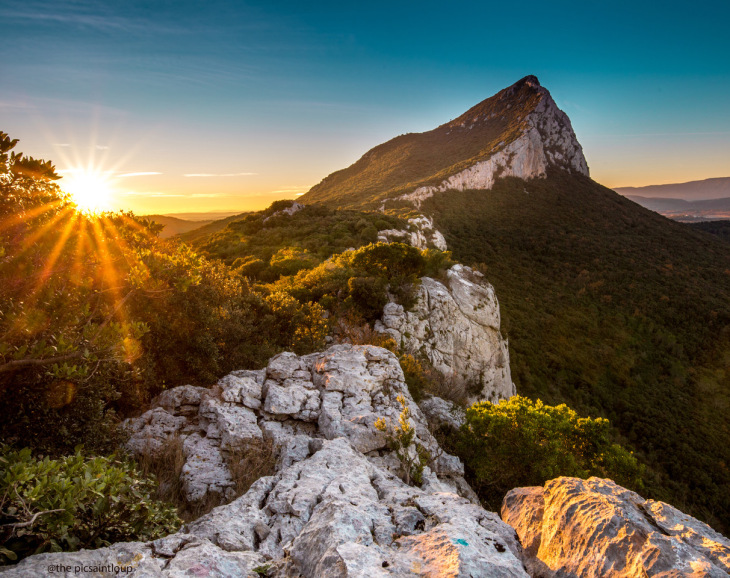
[376,264,514,403]
[502,477,730,577]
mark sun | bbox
[63,170,114,214]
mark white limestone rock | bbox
[502,476,730,577]
[181,432,234,502]
[376,264,515,403]
[1,536,269,578]
[378,215,448,251]
[12,409,527,577]
[263,201,304,223]
[124,407,188,457]
[418,396,466,431]
[199,397,263,450]
[153,384,208,417]
[218,372,264,409]
[123,344,469,505]
[398,77,589,207]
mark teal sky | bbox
[1,0,729,213]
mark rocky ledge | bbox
[502,477,730,577]
[5,345,530,577]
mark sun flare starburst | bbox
[62,170,114,214]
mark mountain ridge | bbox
[300,75,588,209]
[615,176,730,200]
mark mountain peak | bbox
[300,77,589,209]
[517,74,540,87]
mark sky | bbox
[1,0,729,214]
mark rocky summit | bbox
[300,75,588,210]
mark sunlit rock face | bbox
[376,264,515,404]
[7,345,532,577]
[502,477,730,577]
[399,76,589,207]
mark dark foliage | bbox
[424,171,730,532]
[688,220,730,243]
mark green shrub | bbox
[453,395,643,509]
[375,395,430,485]
[0,446,181,564]
[398,354,436,402]
[346,276,388,322]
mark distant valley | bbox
[615,177,730,221]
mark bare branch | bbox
[0,351,83,374]
[1,509,65,530]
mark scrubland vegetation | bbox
[1,130,722,562]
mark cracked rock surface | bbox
[7,439,529,577]
[123,345,470,505]
[376,264,514,404]
[6,346,531,577]
[377,215,448,251]
[502,477,730,577]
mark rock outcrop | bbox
[6,345,532,577]
[399,76,589,207]
[502,477,730,577]
[263,201,304,222]
[376,264,514,403]
[125,345,474,505]
[377,215,448,251]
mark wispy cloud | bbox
[183,172,258,177]
[270,185,311,194]
[190,193,232,198]
[117,171,162,178]
[53,143,71,147]
[0,2,189,35]
[95,145,109,150]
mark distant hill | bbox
[159,211,243,221]
[176,212,250,243]
[295,75,730,532]
[142,215,214,238]
[625,195,730,220]
[615,177,730,200]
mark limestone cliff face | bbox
[502,477,730,577]
[376,264,515,404]
[400,76,589,206]
[8,345,531,577]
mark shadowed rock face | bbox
[5,345,531,577]
[502,477,730,577]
